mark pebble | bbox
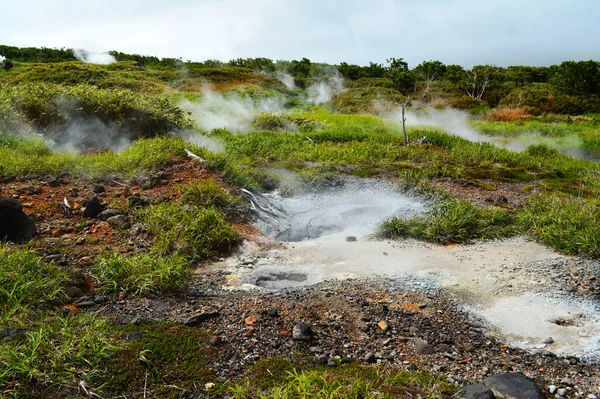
[543,337,555,344]
[292,322,314,341]
[364,352,376,363]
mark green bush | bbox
[0,82,194,141]
[92,253,191,296]
[252,112,324,131]
[332,87,405,114]
[180,178,250,221]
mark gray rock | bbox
[484,372,544,399]
[293,322,314,341]
[345,236,357,242]
[128,196,151,208]
[414,340,435,355]
[17,185,42,195]
[124,331,145,341]
[364,352,376,363]
[83,196,102,218]
[326,358,337,367]
[267,308,279,318]
[556,388,567,396]
[542,337,554,344]
[75,301,96,309]
[547,385,557,394]
[185,312,221,327]
[462,383,495,399]
[341,356,352,364]
[0,197,36,243]
[98,209,121,221]
[107,215,130,229]
[93,184,106,194]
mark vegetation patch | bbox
[105,322,218,397]
[180,178,250,221]
[229,360,459,398]
[252,112,324,132]
[377,198,518,244]
[140,202,241,262]
[517,195,600,257]
[92,253,191,296]
[0,246,70,324]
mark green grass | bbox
[0,247,70,325]
[92,253,191,296]
[0,314,115,399]
[179,178,250,221]
[377,197,518,244]
[517,194,600,257]
[229,358,458,399]
[139,202,242,262]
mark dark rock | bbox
[345,236,357,242]
[75,301,96,309]
[93,184,106,194]
[70,189,78,198]
[98,209,121,221]
[364,352,376,363]
[484,372,544,399]
[0,60,14,70]
[107,215,130,229]
[462,383,496,399]
[185,312,221,327]
[94,296,106,305]
[1,328,25,341]
[128,196,151,208]
[414,340,435,355]
[17,185,42,195]
[0,197,36,243]
[209,336,224,347]
[314,354,328,365]
[292,322,314,341]
[341,357,352,364]
[83,196,102,218]
[124,331,145,341]
[268,308,279,318]
[48,178,60,187]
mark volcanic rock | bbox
[484,372,544,399]
[0,197,36,243]
[185,312,221,327]
[83,196,102,218]
[462,383,496,399]
[292,322,314,341]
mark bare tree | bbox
[465,65,496,99]
[394,97,411,145]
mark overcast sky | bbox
[3,0,598,68]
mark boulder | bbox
[0,197,36,243]
[484,372,544,399]
[462,383,495,399]
[0,60,13,70]
[83,196,102,218]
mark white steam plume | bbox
[180,85,284,133]
[307,69,345,104]
[0,55,5,62]
[178,129,225,153]
[73,49,116,65]
[276,72,297,90]
[51,119,131,153]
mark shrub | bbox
[180,179,250,221]
[487,107,532,122]
[252,112,324,131]
[332,87,405,114]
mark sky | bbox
[3,0,599,68]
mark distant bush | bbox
[0,82,194,142]
[486,107,532,122]
[332,87,405,114]
[252,112,324,131]
[500,83,600,115]
[348,77,395,88]
[0,44,76,62]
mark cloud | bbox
[2,0,599,68]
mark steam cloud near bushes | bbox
[389,107,584,154]
[73,49,116,65]
[307,70,345,104]
[179,86,285,134]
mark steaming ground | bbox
[399,107,591,159]
[221,178,600,360]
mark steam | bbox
[276,72,297,90]
[180,85,284,133]
[0,55,5,62]
[49,119,131,153]
[391,107,586,155]
[178,129,224,153]
[73,49,116,65]
[307,70,345,104]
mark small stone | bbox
[327,358,337,367]
[414,341,435,355]
[17,185,42,195]
[292,322,314,341]
[185,312,221,327]
[98,209,121,221]
[556,388,567,396]
[314,354,328,365]
[124,331,145,341]
[364,352,376,363]
[547,385,557,394]
[93,184,106,194]
[209,336,223,346]
[75,237,86,245]
[244,326,255,337]
[345,236,357,242]
[267,308,279,318]
[542,337,554,344]
[245,315,257,325]
[48,178,60,187]
[94,296,106,305]
[341,357,352,364]
[51,228,64,237]
[107,215,130,229]
[378,321,389,331]
[484,372,544,399]
[75,301,95,309]
[462,383,495,399]
[70,189,78,197]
